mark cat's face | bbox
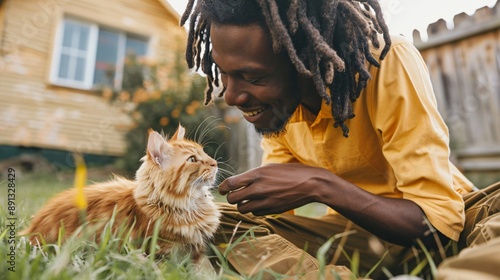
[168,140,218,186]
[145,125,218,188]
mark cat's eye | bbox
[187,156,197,163]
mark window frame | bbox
[50,17,98,90]
[50,17,150,91]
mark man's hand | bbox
[219,163,329,215]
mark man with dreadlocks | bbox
[180,0,500,279]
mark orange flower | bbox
[191,100,201,109]
[159,117,170,126]
[151,90,161,100]
[171,108,180,118]
[133,88,148,104]
[185,105,195,115]
[119,91,130,102]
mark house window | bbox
[51,18,149,90]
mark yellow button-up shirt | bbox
[261,35,474,241]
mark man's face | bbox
[210,23,301,135]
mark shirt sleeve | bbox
[366,36,465,241]
[261,136,297,165]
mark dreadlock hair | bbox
[181,0,391,137]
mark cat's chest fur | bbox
[134,181,221,246]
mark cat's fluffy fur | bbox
[20,125,221,262]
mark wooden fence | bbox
[414,1,500,186]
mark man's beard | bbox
[255,97,301,137]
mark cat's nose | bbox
[208,158,217,167]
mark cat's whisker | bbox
[198,122,230,146]
[211,142,226,161]
[217,167,234,175]
[201,140,219,149]
[215,169,235,184]
[192,116,217,141]
[195,117,221,144]
[216,173,233,181]
[199,127,222,146]
[217,162,235,173]
[216,157,233,165]
[191,177,203,187]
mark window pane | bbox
[93,29,119,87]
[58,54,70,79]
[75,57,86,81]
[62,22,76,47]
[121,35,148,89]
[78,26,89,51]
[125,36,148,57]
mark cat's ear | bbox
[147,130,171,169]
[171,124,185,140]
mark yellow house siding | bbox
[0,0,186,156]
[1,1,54,55]
[1,81,130,155]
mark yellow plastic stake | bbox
[73,154,88,210]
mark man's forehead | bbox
[210,24,275,61]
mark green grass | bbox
[0,170,438,280]
[0,170,229,280]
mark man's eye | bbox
[246,79,260,84]
[246,78,261,84]
[187,156,197,162]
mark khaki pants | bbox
[436,181,500,280]
[211,181,500,279]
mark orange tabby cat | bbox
[20,125,221,263]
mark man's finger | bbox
[218,169,257,194]
[226,188,248,203]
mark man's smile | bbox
[240,106,268,117]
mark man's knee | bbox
[461,181,500,248]
[437,236,500,280]
[467,212,500,247]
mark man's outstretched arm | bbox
[219,163,450,248]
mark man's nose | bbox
[223,77,250,107]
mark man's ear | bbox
[171,124,185,140]
[147,130,172,169]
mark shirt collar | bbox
[289,100,332,126]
